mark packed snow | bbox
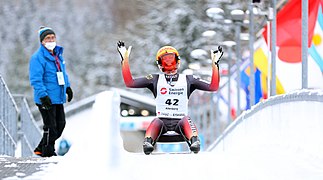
[11,90,323,180]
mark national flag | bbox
[309,5,323,72]
[260,0,323,92]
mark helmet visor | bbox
[161,53,176,64]
[160,53,177,72]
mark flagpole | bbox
[235,23,242,116]
[302,0,308,88]
[231,9,245,117]
[270,0,277,96]
[228,46,232,123]
[267,7,273,98]
[249,1,255,107]
[267,20,271,97]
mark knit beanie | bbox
[38,26,55,42]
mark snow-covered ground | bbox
[18,90,323,180]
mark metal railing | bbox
[17,96,42,157]
[0,75,42,157]
[186,66,248,150]
[0,75,18,156]
[188,89,231,149]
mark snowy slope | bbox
[22,90,323,180]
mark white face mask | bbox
[44,42,56,51]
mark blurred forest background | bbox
[0,0,265,105]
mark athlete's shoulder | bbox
[185,74,200,80]
[145,74,159,80]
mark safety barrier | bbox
[207,89,323,160]
[17,97,42,157]
[189,90,230,149]
[0,75,18,156]
[0,75,42,157]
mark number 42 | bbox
[165,99,179,105]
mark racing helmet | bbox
[156,46,181,73]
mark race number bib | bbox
[156,74,188,118]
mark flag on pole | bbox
[309,5,323,72]
[259,0,323,92]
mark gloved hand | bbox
[66,87,73,102]
[210,46,224,65]
[117,41,132,61]
[40,96,52,110]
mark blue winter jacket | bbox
[29,44,71,104]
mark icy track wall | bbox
[208,89,323,159]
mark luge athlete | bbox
[117,41,223,155]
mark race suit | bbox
[121,57,220,143]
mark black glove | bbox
[66,87,73,102]
[211,46,224,65]
[40,96,52,110]
[117,40,132,62]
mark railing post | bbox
[0,75,18,156]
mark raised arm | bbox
[117,41,135,87]
[188,46,223,95]
[209,46,223,91]
[117,41,155,89]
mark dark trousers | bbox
[36,104,66,157]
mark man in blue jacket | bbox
[29,26,73,157]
